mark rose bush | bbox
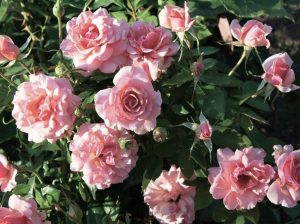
[0,0,299,223]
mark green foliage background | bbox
[0,0,299,223]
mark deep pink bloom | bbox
[0,35,19,63]
[196,120,212,140]
[69,123,138,190]
[0,154,17,192]
[12,73,81,143]
[230,19,272,48]
[158,1,195,32]
[0,194,50,223]
[208,147,275,210]
[60,8,129,75]
[127,21,179,81]
[144,165,196,224]
[267,145,300,207]
[95,65,162,134]
[262,52,299,92]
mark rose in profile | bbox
[208,147,275,210]
[12,73,81,143]
[230,19,272,48]
[60,8,129,75]
[0,154,17,192]
[144,165,196,224]
[95,65,162,134]
[196,120,212,140]
[262,52,299,92]
[267,145,300,207]
[69,123,138,190]
[127,21,179,81]
[158,1,195,32]
[0,35,19,63]
[0,194,50,223]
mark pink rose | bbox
[230,19,272,48]
[208,147,275,210]
[267,145,300,207]
[158,1,195,32]
[0,35,19,63]
[12,73,81,143]
[95,65,162,134]
[191,59,204,77]
[196,120,212,140]
[69,123,138,190]
[0,154,17,192]
[60,8,129,75]
[127,21,179,81]
[144,165,196,224]
[0,194,50,224]
[262,52,299,93]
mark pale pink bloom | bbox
[262,52,299,93]
[230,19,272,48]
[95,65,162,134]
[267,145,300,207]
[0,154,17,192]
[69,123,138,190]
[208,147,275,210]
[0,35,19,63]
[144,165,196,224]
[158,1,195,32]
[196,120,212,140]
[0,194,50,224]
[127,21,179,81]
[60,8,129,75]
[191,59,204,77]
[12,73,81,143]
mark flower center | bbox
[237,174,251,188]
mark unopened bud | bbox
[191,59,204,77]
[53,0,65,18]
[118,138,132,150]
[55,62,65,76]
[153,127,168,143]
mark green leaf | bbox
[220,0,293,21]
[238,107,268,124]
[163,72,193,87]
[235,215,245,224]
[194,182,213,210]
[202,87,226,120]
[212,129,252,149]
[0,0,10,22]
[111,11,128,21]
[86,206,105,224]
[92,0,125,8]
[0,119,16,144]
[179,148,194,178]
[41,185,61,203]
[200,71,242,87]
[243,207,260,224]
[213,202,234,222]
[171,104,189,115]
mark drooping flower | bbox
[12,73,81,143]
[95,65,162,134]
[144,165,196,224]
[230,19,272,48]
[60,8,129,75]
[262,52,299,93]
[267,145,300,207]
[69,123,138,190]
[0,194,50,223]
[208,147,275,210]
